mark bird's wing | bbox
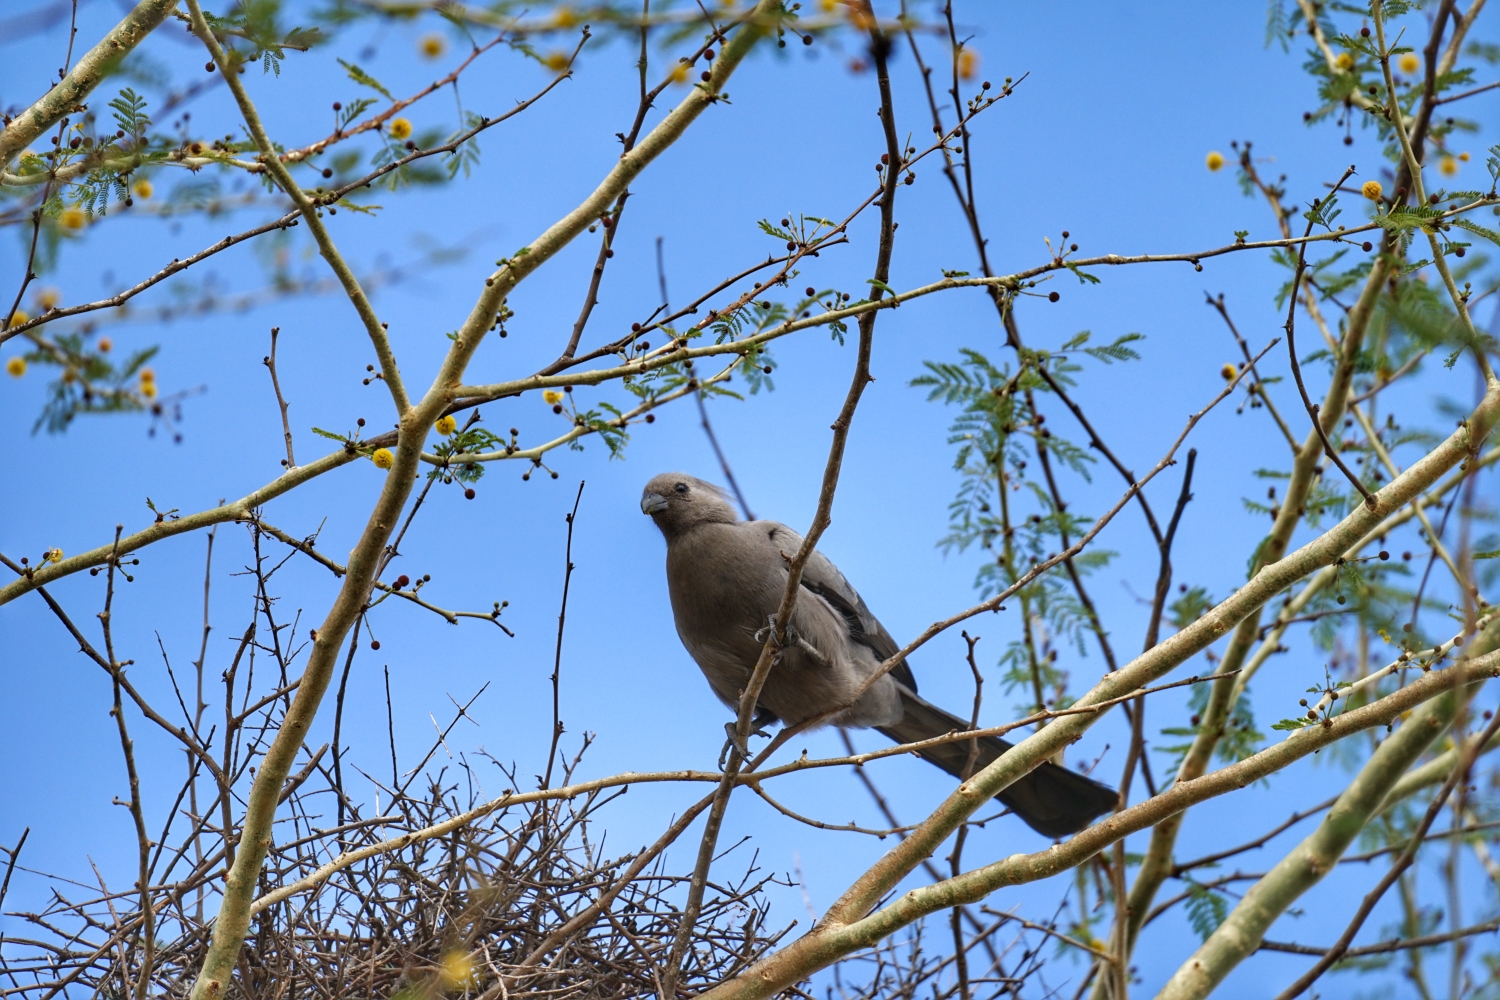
[766,522,919,693]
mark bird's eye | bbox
[674,482,688,494]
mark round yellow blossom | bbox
[957,48,980,82]
[435,414,457,435]
[6,309,30,328]
[59,207,87,230]
[543,389,564,405]
[98,337,112,352]
[42,548,63,565]
[553,6,577,27]
[1439,155,1459,176]
[819,0,838,10]
[1335,52,1354,71]
[132,178,153,200]
[388,118,413,141]
[139,366,156,383]
[372,447,395,469]
[36,287,60,310]
[1362,179,1383,201]
[140,380,157,400]
[1460,151,1471,162]
[5,356,25,377]
[419,33,446,59]
[439,950,475,989]
[1221,363,1238,381]
[542,51,570,73]
[1398,52,1420,75]
[1206,150,1226,172]
[669,62,690,84]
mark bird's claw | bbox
[718,717,774,768]
[753,614,797,648]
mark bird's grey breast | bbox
[665,522,787,654]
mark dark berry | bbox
[1048,291,1060,302]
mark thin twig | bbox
[263,327,296,469]
[543,482,586,790]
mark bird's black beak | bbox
[640,492,669,515]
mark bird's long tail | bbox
[874,686,1118,838]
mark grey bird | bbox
[641,472,1118,838]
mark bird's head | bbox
[641,473,738,537]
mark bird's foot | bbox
[753,615,797,648]
[719,716,775,768]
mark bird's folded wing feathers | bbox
[767,522,918,693]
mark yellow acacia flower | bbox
[1335,52,1354,71]
[542,51,570,73]
[372,448,395,469]
[6,356,25,377]
[1362,179,1383,201]
[132,178,153,200]
[957,48,980,82]
[435,414,457,435]
[6,309,29,328]
[140,380,157,400]
[1398,52,1420,75]
[98,337,112,352]
[59,207,87,230]
[419,33,445,58]
[1206,151,1225,172]
[543,389,564,405]
[439,950,474,988]
[43,548,63,564]
[1460,151,1471,162]
[669,62,689,84]
[1439,155,1459,176]
[388,118,413,141]
[819,0,838,10]
[553,6,577,27]
[1221,363,1238,381]
[139,367,155,383]
[36,287,60,310]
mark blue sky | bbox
[3,2,1497,996]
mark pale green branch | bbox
[0,0,182,172]
[184,0,410,416]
